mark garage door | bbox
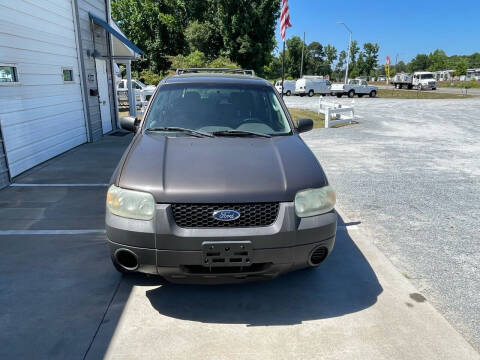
[0,0,87,177]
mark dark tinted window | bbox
[145,83,291,135]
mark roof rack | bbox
[175,68,256,76]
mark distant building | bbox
[467,68,480,80]
[434,70,455,81]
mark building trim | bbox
[72,0,93,142]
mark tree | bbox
[455,59,468,76]
[216,0,280,75]
[348,40,360,63]
[428,49,447,71]
[395,60,407,73]
[285,36,305,78]
[169,50,207,69]
[363,42,379,76]
[304,41,324,75]
[185,20,223,60]
[324,44,338,66]
[407,54,429,72]
[111,0,188,74]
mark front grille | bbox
[171,203,279,228]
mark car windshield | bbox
[144,83,292,136]
[420,74,434,79]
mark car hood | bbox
[117,133,328,203]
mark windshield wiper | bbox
[212,130,271,138]
[145,127,213,138]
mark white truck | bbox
[275,80,296,96]
[295,76,331,97]
[117,79,156,105]
[392,72,437,90]
[330,79,378,98]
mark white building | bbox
[434,70,455,81]
[0,0,143,188]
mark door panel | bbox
[95,59,112,134]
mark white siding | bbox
[0,0,87,177]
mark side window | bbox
[0,64,19,84]
[361,80,367,86]
[62,67,74,82]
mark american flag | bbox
[280,0,292,41]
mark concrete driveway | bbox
[0,130,478,359]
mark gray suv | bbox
[106,69,337,283]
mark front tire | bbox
[369,90,377,98]
[347,90,355,98]
[286,90,291,96]
[308,89,314,97]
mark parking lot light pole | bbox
[338,22,352,84]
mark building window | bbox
[0,65,18,84]
[62,68,74,82]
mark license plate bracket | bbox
[201,241,252,267]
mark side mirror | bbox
[296,118,313,133]
[120,116,138,132]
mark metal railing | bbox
[175,68,256,76]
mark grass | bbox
[438,80,480,89]
[288,108,325,129]
[377,89,475,99]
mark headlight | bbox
[294,186,336,217]
[106,185,155,220]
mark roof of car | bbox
[164,73,271,86]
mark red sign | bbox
[386,56,391,65]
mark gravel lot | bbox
[285,96,480,350]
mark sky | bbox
[275,0,480,65]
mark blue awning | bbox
[89,13,145,56]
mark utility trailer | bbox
[392,73,413,89]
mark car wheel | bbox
[286,90,291,96]
[418,84,423,90]
[369,90,377,98]
[308,90,314,97]
[348,90,355,98]
[336,93,342,98]
[399,84,403,89]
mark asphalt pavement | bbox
[285,95,480,351]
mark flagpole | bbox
[281,40,285,98]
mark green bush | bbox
[139,69,162,85]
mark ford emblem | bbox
[213,209,241,221]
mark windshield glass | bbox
[420,74,434,79]
[144,83,292,135]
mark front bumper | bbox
[106,203,337,283]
